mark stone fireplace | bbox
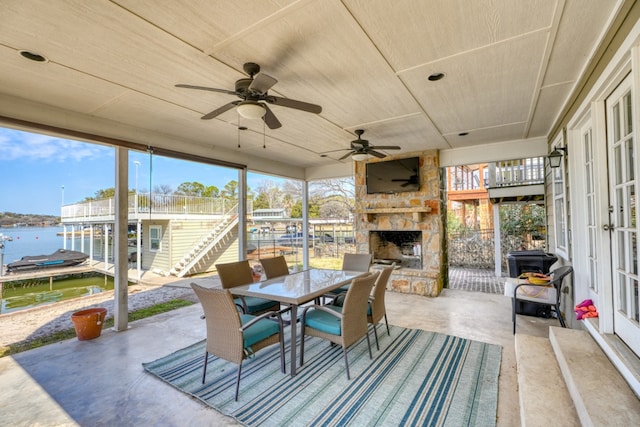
[370,230,422,269]
[354,150,444,297]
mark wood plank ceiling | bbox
[0,0,623,178]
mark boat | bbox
[6,249,89,273]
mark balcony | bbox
[61,194,251,223]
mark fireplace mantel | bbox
[358,206,433,222]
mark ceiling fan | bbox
[320,129,401,161]
[175,62,322,130]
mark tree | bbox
[256,179,283,208]
[175,181,206,197]
[319,198,350,218]
[253,192,271,210]
[310,178,355,215]
[153,184,173,194]
[83,187,115,201]
[203,185,220,198]
[222,180,239,200]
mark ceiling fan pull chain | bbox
[263,120,266,149]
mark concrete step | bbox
[549,326,640,426]
[515,333,580,426]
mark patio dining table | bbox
[231,267,367,376]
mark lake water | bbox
[0,226,116,314]
[0,226,66,264]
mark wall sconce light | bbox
[548,147,567,168]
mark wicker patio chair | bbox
[299,271,378,379]
[367,265,394,350]
[512,265,573,334]
[260,255,290,279]
[215,260,280,315]
[190,283,285,401]
[324,253,372,302]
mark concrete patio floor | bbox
[0,272,557,426]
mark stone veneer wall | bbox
[354,150,444,297]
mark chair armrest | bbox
[233,294,249,313]
[240,310,282,331]
[301,304,343,320]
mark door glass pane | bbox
[634,279,639,322]
[627,138,635,181]
[618,231,626,270]
[632,231,638,275]
[617,187,625,225]
[619,272,628,313]
[613,103,620,141]
[615,145,623,184]
[625,92,633,135]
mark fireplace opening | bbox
[369,230,422,269]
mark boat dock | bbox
[0,260,157,288]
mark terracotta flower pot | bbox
[71,308,107,341]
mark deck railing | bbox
[61,193,251,221]
[488,157,545,188]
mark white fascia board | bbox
[439,137,548,167]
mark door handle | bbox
[603,224,615,231]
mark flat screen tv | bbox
[366,157,420,194]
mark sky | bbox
[0,127,283,216]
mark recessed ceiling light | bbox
[428,72,445,81]
[19,50,48,62]
[458,132,469,136]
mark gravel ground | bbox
[0,276,221,349]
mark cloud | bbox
[0,128,111,162]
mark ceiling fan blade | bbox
[262,104,282,129]
[249,73,277,94]
[201,101,239,120]
[268,96,322,113]
[371,145,401,150]
[176,84,236,96]
[368,150,387,158]
[320,148,352,154]
[338,151,354,160]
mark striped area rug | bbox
[143,326,501,426]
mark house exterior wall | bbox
[545,3,640,393]
[141,219,240,275]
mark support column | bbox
[70,224,75,251]
[89,225,94,265]
[113,147,129,331]
[238,168,247,259]
[104,223,109,269]
[136,219,141,279]
[493,203,502,277]
[302,181,309,269]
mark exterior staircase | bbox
[515,326,640,426]
[169,214,238,277]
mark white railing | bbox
[61,193,251,221]
[488,157,545,188]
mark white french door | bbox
[606,75,640,356]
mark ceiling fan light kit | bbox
[351,153,370,161]
[237,101,266,119]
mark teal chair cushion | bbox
[240,314,279,348]
[333,285,350,294]
[234,296,279,314]
[304,306,342,335]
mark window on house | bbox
[552,135,569,258]
[149,225,162,252]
